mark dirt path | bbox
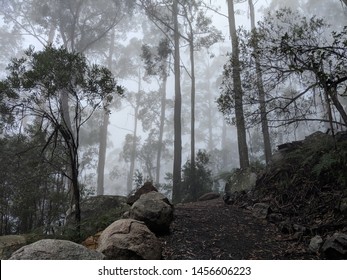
[159,198,315,260]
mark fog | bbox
[0,0,346,200]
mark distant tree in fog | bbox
[220,8,347,146]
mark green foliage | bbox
[141,38,171,78]
[0,126,68,235]
[181,150,213,202]
[133,169,144,189]
[260,133,347,197]
[0,45,122,236]
[312,143,347,186]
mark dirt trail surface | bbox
[159,198,316,260]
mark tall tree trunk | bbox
[248,0,272,164]
[227,0,249,169]
[189,38,197,199]
[70,151,81,239]
[96,111,109,195]
[127,98,139,193]
[96,28,116,195]
[60,89,81,233]
[127,72,141,193]
[172,0,182,203]
[222,120,228,167]
[206,59,214,152]
[156,73,168,185]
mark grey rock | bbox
[130,191,173,234]
[252,203,270,219]
[309,235,323,253]
[127,182,158,206]
[321,232,347,259]
[224,169,257,194]
[97,219,162,260]
[9,239,105,260]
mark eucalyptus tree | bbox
[1,0,136,196]
[0,0,136,51]
[138,0,182,202]
[0,46,122,236]
[179,1,223,196]
[193,48,226,152]
[139,0,223,201]
[266,0,347,27]
[250,9,347,133]
[226,0,249,169]
[141,38,172,184]
[247,0,272,164]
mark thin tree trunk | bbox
[71,154,81,238]
[60,89,81,233]
[222,120,228,167]
[156,73,167,185]
[97,28,116,195]
[189,38,197,199]
[172,0,182,203]
[328,88,347,126]
[96,112,109,195]
[248,0,272,164]
[206,60,214,151]
[127,96,140,193]
[227,0,249,169]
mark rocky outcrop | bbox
[0,235,28,260]
[321,232,347,259]
[97,219,162,260]
[127,182,158,206]
[130,191,173,234]
[9,239,105,260]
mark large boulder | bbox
[224,168,257,196]
[97,219,162,260]
[9,239,105,260]
[130,191,174,234]
[0,235,28,260]
[65,195,130,239]
[321,232,347,259]
[127,182,158,206]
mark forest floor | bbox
[159,197,318,260]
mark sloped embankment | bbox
[253,131,347,237]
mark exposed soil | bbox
[159,198,318,260]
